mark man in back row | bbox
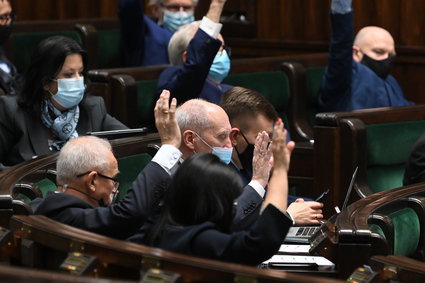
[318,0,413,111]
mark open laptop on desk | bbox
[86,127,148,140]
[283,167,358,244]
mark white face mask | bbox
[194,132,233,164]
[162,10,195,33]
[51,77,85,109]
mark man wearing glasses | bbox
[0,0,20,95]
[118,0,200,66]
[31,90,182,240]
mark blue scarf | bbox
[41,99,80,151]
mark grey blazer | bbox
[0,95,127,168]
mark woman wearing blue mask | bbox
[0,36,127,170]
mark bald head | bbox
[353,26,395,62]
[176,99,232,159]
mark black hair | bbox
[18,36,88,114]
[146,153,243,245]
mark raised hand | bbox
[251,131,273,188]
[154,90,180,148]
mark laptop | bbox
[86,127,148,140]
[283,167,358,243]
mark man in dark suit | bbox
[404,132,425,185]
[31,90,182,240]
[156,0,231,105]
[318,0,413,112]
[0,0,21,95]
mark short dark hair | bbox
[18,36,88,114]
[146,153,243,244]
[221,86,278,131]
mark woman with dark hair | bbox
[144,118,295,266]
[0,36,127,169]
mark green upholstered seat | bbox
[9,31,82,73]
[136,80,157,129]
[366,120,425,193]
[223,71,290,126]
[369,207,420,256]
[35,178,57,197]
[96,29,122,68]
[115,153,152,201]
[305,66,325,127]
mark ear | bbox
[85,171,98,193]
[352,46,362,62]
[181,51,188,64]
[182,130,196,150]
[229,128,240,146]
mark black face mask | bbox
[63,185,108,207]
[235,132,254,176]
[0,19,14,45]
[361,53,393,79]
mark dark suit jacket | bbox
[156,29,232,105]
[0,95,127,168]
[404,132,425,185]
[118,0,172,66]
[31,162,171,239]
[155,204,291,265]
[319,12,413,112]
[0,47,21,96]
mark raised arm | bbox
[318,0,353,111]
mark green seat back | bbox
[370,208,419,256]
[136,80,157,128]
[115,153,152,201]
[223,71,290,126]
[305,66,325,127]
[35,178,57,197]
[366,120,425,193]
[10,31,82,73]
[96,29,122,68]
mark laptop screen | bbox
[340,166,358,212]
[86,127,148,140]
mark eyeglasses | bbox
[77,171,120,194]
[161,4,194,12]
[0,13,15,22]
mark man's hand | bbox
[154,90,180,148]
[206,0,227,23]
[251,131,272,188]
[287,198,324,225]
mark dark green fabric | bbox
[390,208,419,256]
[96,29,122,68]
[10,31,82,73]
[116,153,152,201]
[366,120,425,193]
[305,67,325,127]
[369,223,386,240]
[35,178,57,197]
[136,80,157,128]
[223,71,290,126]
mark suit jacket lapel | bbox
[25,112,51,157]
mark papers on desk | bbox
[262,255,335,271]
[279,244,310,254]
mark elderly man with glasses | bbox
[31,90,182,240]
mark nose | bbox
[224,136,232,148]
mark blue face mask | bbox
[51,77,85,109]
[194,132,233,164]
[208,50,231,83]
[163,10,195,33]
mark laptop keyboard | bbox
[296,227,320,237]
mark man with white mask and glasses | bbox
[156,0,230,105]
[119,0,203,66]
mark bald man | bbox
[318,0,413,112]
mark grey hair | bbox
[56,136,112,184]
[168,20,200,66]
[176,99,214,134]
[149,0,199,6]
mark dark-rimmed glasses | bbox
[77,171,120,201]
